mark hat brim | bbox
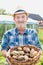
[13,12,29,17]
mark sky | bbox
[0,0,43,17]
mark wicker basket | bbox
[8,45,41,65]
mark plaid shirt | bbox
[1,28,42,50]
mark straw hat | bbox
[13,6,29,17]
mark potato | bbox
[13,55,17,59]
[23,47,30,52]
[18,47,22,51]
[33,51,38,56]
[10,50,19,56]
[30,48,35,53]
[30,49,38,58]
[26,53,30,56]
[18,51,24,55]
[24,55,29,61]
[17,55,24,60]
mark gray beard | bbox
[16,23,26,28]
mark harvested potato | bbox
[30,50,38,58]
[33,51,38,56]
[13,55,17,59]
[26,53,30,56]
[23,47,30,52]
[18,51,24,55]
[18,47,22,51]
[24,55,29,61]
[10,50,19,56]
[17,55,24,61]
[30,48,35,53]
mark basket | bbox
[8,45,41,65]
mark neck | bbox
[18,28,25,34]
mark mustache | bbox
[17,24,26,27]
[18,21,25,23]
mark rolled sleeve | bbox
[1,33,9,50]
[34,31,42,50]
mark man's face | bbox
[14,13,28,29]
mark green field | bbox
[38,28,43,45]
[0,28,43,65]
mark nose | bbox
[19,18,23,22]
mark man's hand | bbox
[6,49,11,58]
[39,50,42,55]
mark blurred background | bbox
[0,0,43,65]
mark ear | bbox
[27,16,28,20]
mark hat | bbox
[13,6,29,17]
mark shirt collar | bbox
[15,28,28,35]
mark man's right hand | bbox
[6,49,11,58]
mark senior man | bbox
[1,8,42,65]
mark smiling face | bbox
[14,13,28,31]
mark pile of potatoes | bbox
[10,46,38,61]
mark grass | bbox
[0,51,7,65]
[38,28,43,50]
[38,28,43,36]
[37,51,43,65]
[38,28,43,41]
[0,28,43,65]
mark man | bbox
[1,9,42,65]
